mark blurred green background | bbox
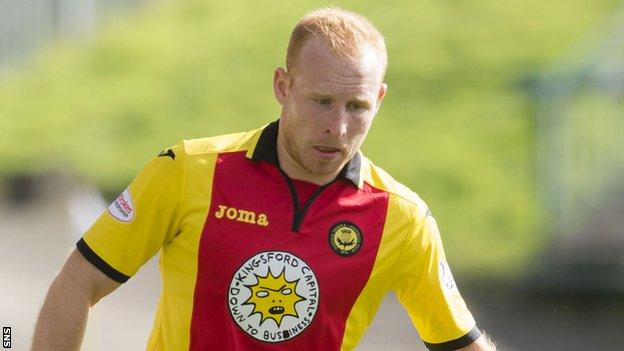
[1,0,621,278]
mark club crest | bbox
[328,221,363,256]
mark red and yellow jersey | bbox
[77,121,480,351]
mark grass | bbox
[0,0,621,276]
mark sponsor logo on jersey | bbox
[214,204,269,226]
[439,260,457,291]
[328,221,363,256]
[157,148,176,160]
[228,251,319,343]
[108,188,134,222]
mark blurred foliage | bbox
[0,0,621,276]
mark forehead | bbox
[292,39,383,95]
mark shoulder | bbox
[360,154,431,225]
[149,126,264,184]
[178,126,263,158]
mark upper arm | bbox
[77,142,186,282]
[54,249,121,306]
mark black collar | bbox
[250,120,362,188]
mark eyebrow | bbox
[309,92,331,99]
[349,98,371,108]
[309,92,372,107]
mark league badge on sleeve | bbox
[108,188,135,222]
[439,260,457,291]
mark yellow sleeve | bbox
[392,211,480,351]
[76,142,185,282]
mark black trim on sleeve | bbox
[423,326,482,351]
[76,238,130,283]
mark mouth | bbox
[313,146,342,158]
[269,306,285,315]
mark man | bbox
[32,7,495,351]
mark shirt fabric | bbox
[77,120,480,351]
[291,178,322,210]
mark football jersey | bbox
[77,120,480,351]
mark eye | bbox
[316,98,331,106]
[281,288,292,295]
[347,101,365,111]
[256,291,269,298]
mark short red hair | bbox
[286,7,388,79]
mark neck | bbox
[276,133,340,186]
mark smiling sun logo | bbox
[243,268,306,327]
[228,251,319,343]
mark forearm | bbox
[458,332,497,351]
[31,273,91,351]
[31,250,120,351]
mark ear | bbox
[375,83,387,113]
[273,67,289,106]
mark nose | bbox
[325,106,348,137]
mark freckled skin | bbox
[273,38,387,185]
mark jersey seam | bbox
[179,140,188,234]
[184,128,262,157]
[334,183,387,351]
[362,177,423,208]
[389,199,426,290]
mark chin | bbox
[306,162,343,177]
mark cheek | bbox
[349,117,373,137]
[295,102,320,121]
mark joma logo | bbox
[214,205,269,226]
